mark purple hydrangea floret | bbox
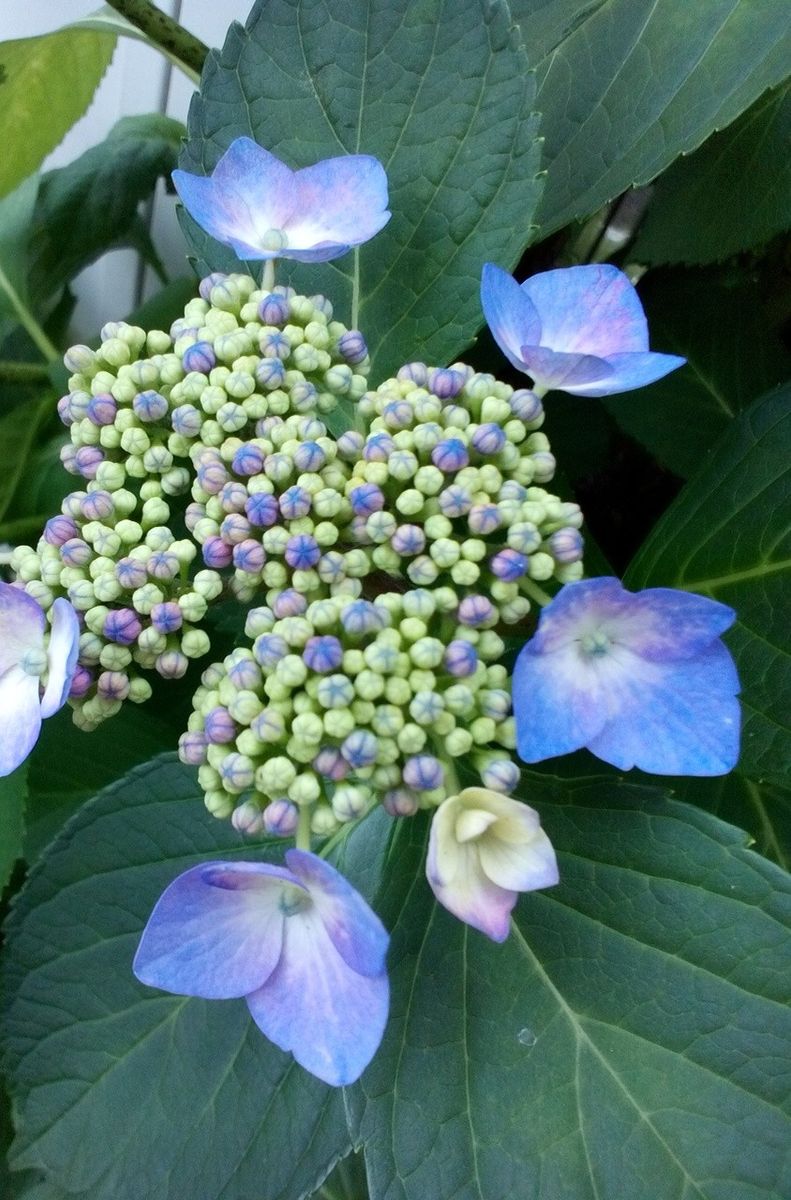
[481,262,686,397]
[513,577,741,775]
[133,851,390,1085]
[172,138,391,263]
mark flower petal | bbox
[520,264,649,356]
[427,811,515,941]
[623,587,736,661]
[173,140,296,261]
[479,826,559,892]
[246,907,389,1086]
[285,849,389,977]
[567,350,687,396]
[513,637,610,763]
[0,667,43,777]
[286,155,391,253]
[40,598,80,718]
[133,860,295,998]
[480,263,542,373]
[0,582,45,675]
[517,345,615,393]
[586,641,741,775]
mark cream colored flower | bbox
[426,787,558,941]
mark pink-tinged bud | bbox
[185,502,206,532]
[428,367,464,398]
[438,485,473,519]
[349,483,384,517]
[68,665,94,698]
[157,650,189,679]
[458,595,496,627]
[253,634,289,669]
[258,292,290,325]
[151,601,183,634]
[263,798,300,837]
[397,361,428,386]
[103,608,142,645]
[285,534,321,570]
[279,486,312,520]
[402,755,444,792]
[548,527,584,564]
[205,706,236,743]
[227,657,262,691]
[60,444,79,474]
[179,730,208,765]
[382,399,413,430]
[272,589,307,619]
[220,513,252,544]
[362,431,394,462]
[199,272,228,300]
[313,746,349,781]
[182,341,216,374]
[133,390,169,423]
[197,461,229,494]
[97,670,131,701]
[116,557,148,590]
[383,788,419,817]
[57,395,74,426]
[391,524,425,556]
[80,490,115,521]
[471,423,507,456]
[337,330,368,364]
[232,801,266,836]
[510,389,543,422]
[44,515,79,546]
[86,393,118,426]
[60,538,93,568]
[172,405,203,438]
[233,539,266,573]
[74,446,105,479]
[490,548,528,581]
[444,640,478,677]
[432,438,469,472]
[147,551,180,581]
[232,444,265,476]
[202,536,234,569]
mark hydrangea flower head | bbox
[133,849,389,1086]
[173,138,391,262]
[0,584,79,775]
[513,577,740,774]
[426,788,558,941]
[481,262,685,396]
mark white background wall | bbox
[3,1,252,337]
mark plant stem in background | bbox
[0,265,60,363]
[104,0,209,78]
[0,361,51,384]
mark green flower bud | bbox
[198,763,222,791]
[137,626,167,655]
[385,676,412,706]
[351,698,376,726]
[397,724,427,754]
[322,708,355,739]
[93,575,123,603]
[495,717,516,749]
[409,637,444,669]
[477,631,505,660]
[292,712,324,745]
[178,592,208,623]
[289,771,320,806]
[311,805,339,836]
[371,704,404,736]
[255,756,297,796]
[400,617,427,642]
[228,690,263,724]
[128,677,153,704]
[194,569,224,600]
[205,790,235,819]
[332,785,369,822]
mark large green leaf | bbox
[627,386,791,788]
[670,774,791,873]
[348,774,791,1200]
[0,176,38,321]
[0,31,116,199]
[604,270,791,478]
[28,115,185,309]
[0,765,26,894]
[2,756,350,1200]
[0,398,51,524]
[180,0,543,379]
[510,0,791,234]
[634,83,791,265]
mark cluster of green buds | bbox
[10,487,217,728]
[343,362,584,622]
[180,587,518,832]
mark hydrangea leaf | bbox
[178,0,542,379]
[347,775,791,1200]
[626,386,791,788]
[1,756,349,1200]
[633,83,791,266]
[670,774,791,874]
[0,763,26,893]
[603,271,791,479]
[510,0,791,234]
[0,30,116,200]
[0,175,38,321]
[27,115,185,311]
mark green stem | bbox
[521,577,553,607]
[261,260,276,292]
[295,804,312,851]
[0,360,51,384]
[0,264,60,363]
[104,0,208,78]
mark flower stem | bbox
[0,263,60,363]
[295,804,312,851]
[521,577,553,607]
[262,260,276,292]
[103,0,208,78]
